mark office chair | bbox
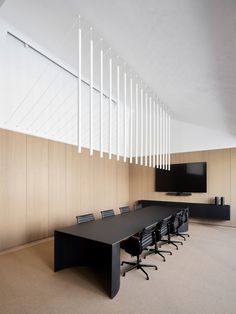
[177,208,190,240]
[76,213,95,224]
[168,212,184,247]
[144,218,172,262]
[133,203,142,210]
[121,223,158,280]
[101,209,115,219]
[158,215,183,250]
[119,206,130,214]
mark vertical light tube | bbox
[129,77,133,163]
[153,100,156,168]
[77,18,82,153]
[149,95,152,167]
[160,106,162,169]
[124,71,127,162]
[100,43,103,158]
[162,108,166,169]
[165,110,168,169]
[109,54,112,159]
[135,82,138,164]
[156,101,159,168]
[116,62,120,161]
[168,114,171,171]
[145,92,148,166]
[140,86,143,165]
[89,29,93,156]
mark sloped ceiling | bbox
[0,0,236,137]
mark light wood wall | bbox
[129,149,236,227]
[0,129,129,251]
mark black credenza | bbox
[138,200,230,220]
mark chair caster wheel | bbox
[170,252,172,255]
[181,243,183,245]
[122,273,125,277]
[155,266,158,270]
[163,259,166,262]
[121,262,124,265]
[146,277,149,280]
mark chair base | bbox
[121,256,158,280]
[145,247,172,262]
[161,238,183,250]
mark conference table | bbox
[54,205,188,298]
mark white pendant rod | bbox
[109,54,112,159]
[117,62,120,161]
[168,114,171,171]
[140,86,143,166]
[89,29,94,156]
[159,106,162,169]
[135,82,138,164]
[100,44,104,158]
[156,101,159,168]
[149,95,152,167]
[129,77,133,163]
[153,100,156,168]
[124,71,127,162]
[77,21,82,153]
[145,92,148,166]
[163,107,166,169]
[165,110,168,169]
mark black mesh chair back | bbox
[133,203,142,210]
[156,215,172,238]
[76,213,95,224]
[101,209,115,219]
[119,206,130,214]
[170,211,182,233]
[182,208,189,223]
[140,223,157,251]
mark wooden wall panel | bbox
[129,148,236,227]
[116,159,129,210]
[66,145,81,225]
[0,129,130,252]
[48,141,66,235]
[0,130,27,251]
[26,136,48,242]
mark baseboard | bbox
[0,237,53,256]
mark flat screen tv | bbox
[155,162,207,193]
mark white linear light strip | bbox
[77,18,82,153]
[129,77,133,163]
[117,62,120,160]
[124,70,127,162]
[168,114,171,171]
[159,106,162,169]
[145,92,148,166]
[109,54,112,159]
[100,43,104,158]
[156,101,159,168]
[149,95,152,167]
[163,107,166,169]
[153,100,156,168]
[135,82,138,164]
[140,86,143,166]
[165,110,168,169]
[90,28,94,156]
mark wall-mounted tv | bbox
[155,162,207,193]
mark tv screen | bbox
[155,162,207,193]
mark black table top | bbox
[55,205,188,245]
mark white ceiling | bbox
[1,0,236,136]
